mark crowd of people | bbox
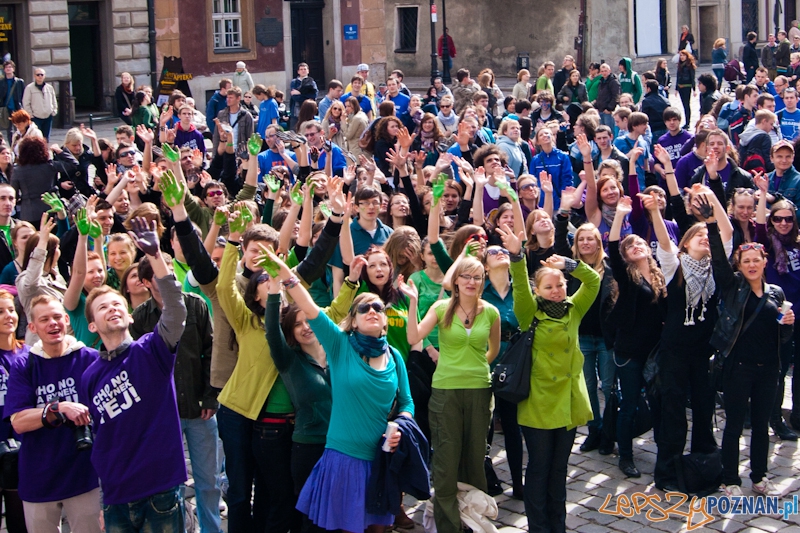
[1,29,800,533]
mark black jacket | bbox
[641,91,671,132]
[690,158,755,202]
[366,414,431,515]
[595,74,621,113]
[0,76,24,111]
[742,42,760,71]
[700,90,720,115]
[52,145,99,199]
[553,67,572,95]
[775,40,792,69]
[708,222,793,358]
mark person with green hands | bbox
[42,192,66,215]
[162,142,180,163]
[248,132,263,158]
[160,169,186,208]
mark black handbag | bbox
[603,385,653,442]
[492,318,538,404]
[0,438,19,490]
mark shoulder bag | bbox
[492,318,538,404]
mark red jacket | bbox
[437,35,456,58]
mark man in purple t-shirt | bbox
[6,295,101,533]
[674,129,709,190]
[80,217,188,533]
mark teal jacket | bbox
[618,57,643,104]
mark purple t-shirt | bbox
[79,331,186,505]
[4,346,100,502]
[674,152,705,190]
[0,346,28,440]
[657,130,694,166]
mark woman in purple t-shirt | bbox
[0,289,28,533]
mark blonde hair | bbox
[619,234,667,300]
[571,223,606,276]
[442,257,485,329]
[64,128,84,148]
[713,38,726,49]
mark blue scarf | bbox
[348,331,389,359]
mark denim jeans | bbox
[494,397,523,491]
[103,486,184,533]
[251,420,296,533]
[181,416,222,533]
[599,112,615,130]
[722,361,779,486]
[217,405,260,533]
[580,335,614,430]
[32,116,52,141]
[615,355,644,459]
[521,426,576,533]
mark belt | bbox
[257,416,295,424]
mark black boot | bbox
[619,457,641,478]
[771,419,798,440]
[580,427,602,452]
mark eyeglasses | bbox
[459,274,484,283]
[520,183,537,191]
[771,215,794,224]
[207,190,224,197]
[119,150,136,158]
[739,243,765,251]
[467,233,488,242]
[733,187,754,195]
[487,248,510,256]
[356,301,385,314]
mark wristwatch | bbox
[41,401,64,429]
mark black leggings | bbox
[678,87,693,127]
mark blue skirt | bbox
[296,448,394,531]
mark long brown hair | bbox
[525,210,555,252]
[619,234,667,300]
[0,290,23,351]
[443,257,485,328]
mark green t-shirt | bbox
[409,270,444,348]
[67,293,102,349]
[0,225,10,254]
[183,272,213,316]
[536,75,554,94]
[432,299,498,389]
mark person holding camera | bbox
[78,214,188,533]
[5,293,101,533]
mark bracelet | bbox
[281,275,300,289]
[509,251,524,263]
[331,212,344,218]
[583,160,593,164]
[344,277,359,289]
[665,171,675,175]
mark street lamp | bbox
[440,0,450,83]
[429,0,439,84]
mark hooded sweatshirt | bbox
[174,122,206,156]
[618,57,643,104]
[496,135,527,177]
[738,123,776,173]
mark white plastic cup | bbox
[382,421,399,452]
[778,301,793,323]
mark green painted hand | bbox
[240,205,254,227]
[248,133,263,156]
[88,220,102,239]
[213,209,227,226]
[498,181,518,202]
[229,211,247,234]
[432,173,447,206]
[319,203,332,218]
[256,249,282,277]
[309,182,317,198]
[290,182,303,205]
[162,143,180,163]
[75,208,91,236]
[161,170,186,207]
[264,173,281,193]
[41,192,65,214]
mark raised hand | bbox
[128,217,160,256]
[136,125,154,144]
[248,133,263,157]
[213,206,228,226]
[290,182,304,205]
[539,171,553,195]
[358,154,376,174]
[497,180,518,202]
[328,177,346,213]
[264,173,282,193]
[561,187,575,210]
[396,275,418,302]
[432,173,447,206]
[162,143,180,163]
[463,240,481,257]
[754,172,769,192]
[496,223,523,255]
[385,148,407,168]
[653,144,671,166]
[42,192,65,215]
[693,192,714,220]
[160,169,186,207]
[75,208,92,236]
[191,148,203,168]
[704,151,719,179]
[541,254,567,270]
[350,255,367,280]
[229,203,254,233]
[616,196,633,216]
[319,203,332,218]
[255,244,283,277]
[342,164,356,185]
[396,127,416,150]
[473,167,488,189]
[637,192,660,212]
[576,133,592,159]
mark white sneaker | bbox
[752,477,782,497]
[721,484,743,497]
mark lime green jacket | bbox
[510,257,600,430]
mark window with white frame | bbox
[212,0,242,50]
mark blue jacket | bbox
[531,148,573,210]
[366,414,431,515]
[205,91,227,134]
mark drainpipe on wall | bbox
[576,0,586,71]
[147,0,158,89]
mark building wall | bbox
[382,0,583,79]
[585,0,631,67]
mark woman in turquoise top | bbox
[402,256,500,533]
[498,225,599,533]
[263,248,414,533]
[62,230,105,349]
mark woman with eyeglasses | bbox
[711,179,793,497]
[255,246,413,533]
[401,255,500,533]
[645,158,733,489]
[496,223,599,533]
[754,176,800,440]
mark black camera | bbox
[55,413,93,451]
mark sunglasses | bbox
[487,248,510,256]
[734,187,754,195]
[772,215,794,224]
[520,183,537,191]
[440,105,452,109]
[119,151,136,158]
[207,190,224,197]
[468,233,488,242]
[739,243,765,251]
[356,302,385,314]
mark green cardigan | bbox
[510,256,600,430]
